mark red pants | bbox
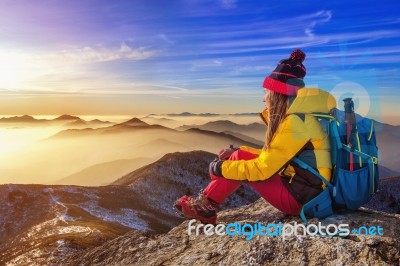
[204,150,302,215]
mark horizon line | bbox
[0,113,398,126]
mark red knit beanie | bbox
[263,49,306,96]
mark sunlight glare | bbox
[0,51,32,89]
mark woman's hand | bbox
[218,145,239,160]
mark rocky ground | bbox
[62,199,400,266]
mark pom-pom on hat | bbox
[263,49,306,96]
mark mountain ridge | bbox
[176,120,265,141]
[53,114,81,121]
[47,117,171,139]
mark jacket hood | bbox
[287,88,336,114]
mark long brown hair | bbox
[264,91,290,149]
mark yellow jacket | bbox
[221,88,336,186]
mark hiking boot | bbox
[174,191,219,224]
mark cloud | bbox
[157,34,174,44]
[305,10,332,38]
[312,46,400,67]
[31,42,157,65]
[73,82,259,98]
[204,28,400,58]
[230,65,272,76]
[164,10,333,42]
[219,0,238,9]
[160,11,337,57]
[140,84,189,93]
[0,42,157,91]
[189,59,224,71]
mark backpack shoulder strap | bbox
[292,157,332,188]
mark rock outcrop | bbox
[63,198,400,266]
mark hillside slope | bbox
[113,151,260,218]
[0,151,260,265]
[365,176,400,214]
[56,157,154,186]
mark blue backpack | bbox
[293,98,379,224]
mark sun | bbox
[0,50,32,89]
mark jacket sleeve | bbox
[221,115,310,181]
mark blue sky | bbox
[0,0,399,123]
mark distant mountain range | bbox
[0,114,78,123]
[177,120,265,142]
[166,112,220,117]
[0,115,46,123]
[40,117,151,138]
[0,117,263,185]
[0,114,113,128]
[162,112,259,117]
[48,118,262,147]
[53,114,81,121]
[0,115,399,186]
[47,118,172,139]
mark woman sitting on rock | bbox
[175,49,336,224]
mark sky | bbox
[0,0,399,124]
